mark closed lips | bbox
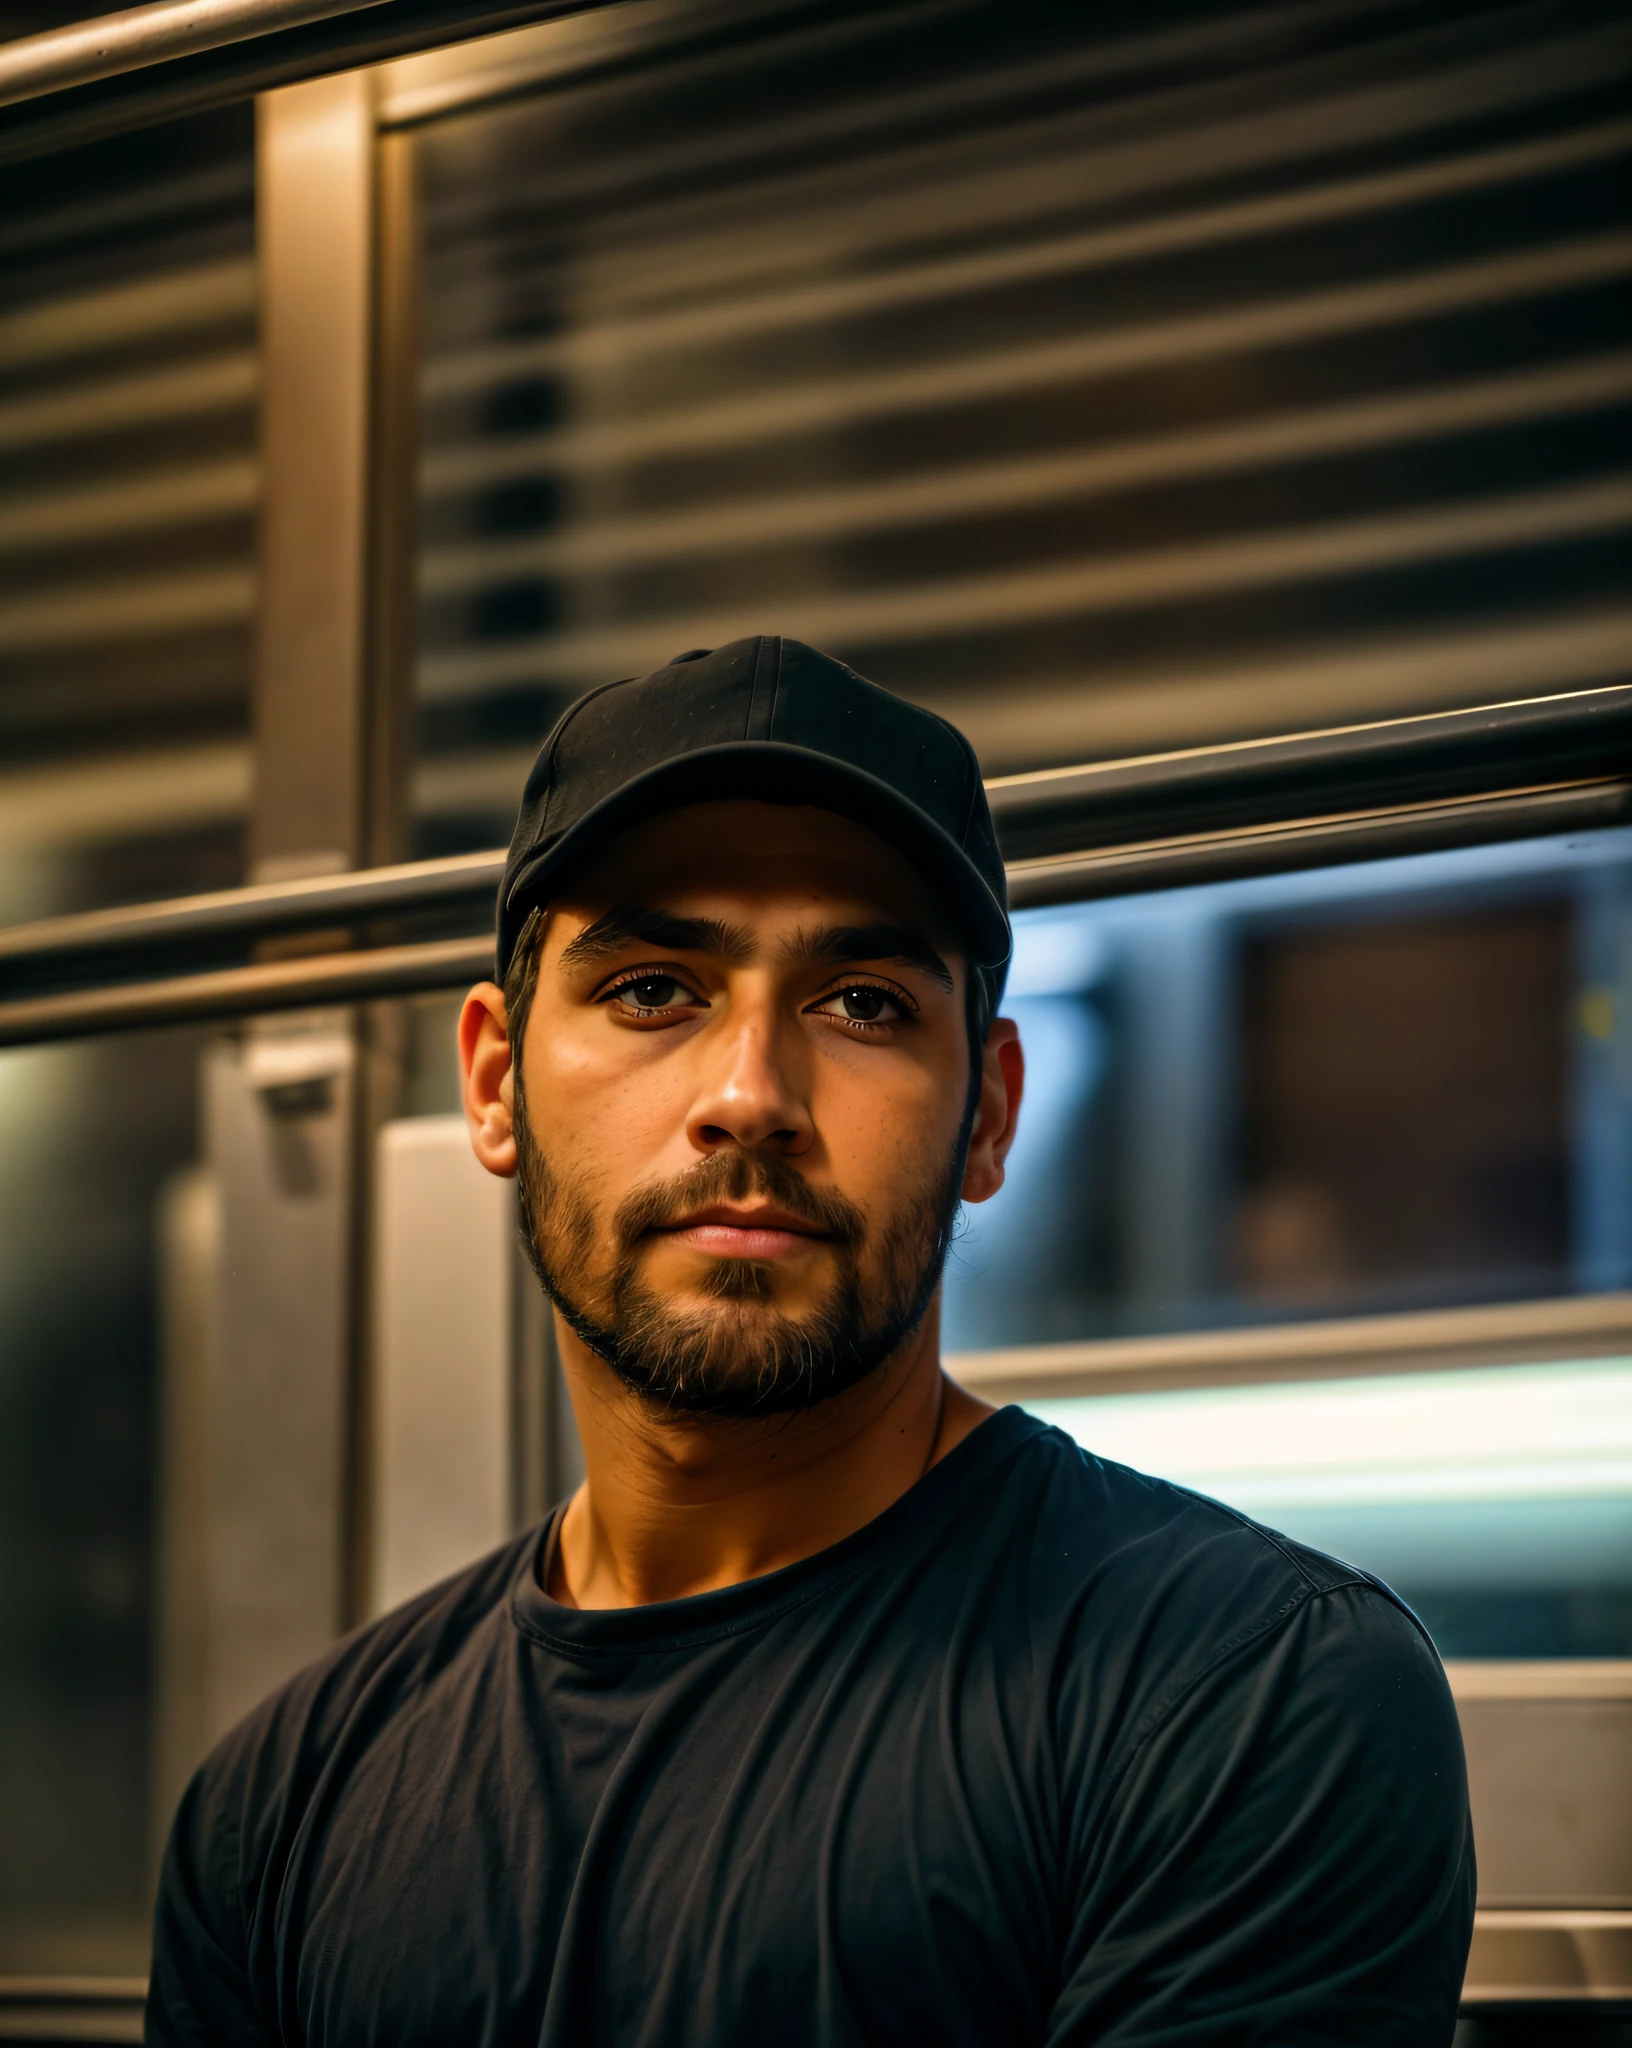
[658,1206,836,1256]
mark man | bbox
[149,637,1475,2044]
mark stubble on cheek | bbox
[512,1027,970,1416]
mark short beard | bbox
[513,1082,967,1420]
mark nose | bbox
[685,985,812,1156]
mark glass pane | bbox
[1028,1360,1632,1658]
[0,1025,206,1973]
[399,989,468,1119]
[942,826,1632,1348]
[0,981,544,1978]
[0,109,256,926]
[408,0,1630,856]
[0,1005,368,1975]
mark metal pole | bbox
[0,0,389,110]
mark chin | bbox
[692,1256,786,1306]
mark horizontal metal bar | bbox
[1004,782,1632,908]
[0,1974,144,2041]
[1446,1666,1632,1701]
[949,1292,1632,1400]
[7,612,1623,857]
[3,688,1629,999]
[1,1925,1627,2014]
[2,783,1622,1031]
[0,848,504,974]
[1463,1910,1632,2005]
[986,684,1632,857]
[0,0,591,168]
[0,0,384,111]
[0,937,496,1047]
[952,609,1632,780]
[0,1976,148,2001]
[3,789,1612,1033]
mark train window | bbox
[945,827,1632,1350]
[946,825,1632,1660]
[0,1025,208,1974]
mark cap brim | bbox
[505,741,1011,970]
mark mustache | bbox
[613,1149,865,1250]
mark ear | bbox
[459,981,518,1178]
[960,1017,1023,1205]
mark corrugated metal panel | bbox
[410,0,1632,849]
[0,109,257,908]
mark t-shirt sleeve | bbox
[144,1754,268,2046]
[1047,1578,1476,2046]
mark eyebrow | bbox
[559,905,756,969]
[558,905,954,990]
[787,922,954,990]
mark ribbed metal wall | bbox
[410,0,1631,850]
[0,109,256,918]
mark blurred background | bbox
[0,0,1628,2029]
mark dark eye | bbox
[814,985,899,1024]
[611,975,689,1013]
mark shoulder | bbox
[182,1524,538,1893]
[981,1413,1451,1752]
[988,1425,1478,2032]
[149,1526,540,2031]
[987,1408,1371,1613]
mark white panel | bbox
[1457,1689,1632,1908]
[373,1116,513,1615]
[206,1021,352,1737]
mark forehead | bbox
[548,799,955,940]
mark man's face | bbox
[509,800,982,1417]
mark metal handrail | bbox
[1,685,1629,1046]
[1004,779,1632,908]
[982,680,1632,859]
[0,846,504,973]
[0,0,383,111]
[0,0,589,165]
[0,935,496,1044]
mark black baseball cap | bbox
[498,636,1010,1002]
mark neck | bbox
[546,1299,994,1609]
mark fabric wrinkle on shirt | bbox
[146,1406,1476,2046]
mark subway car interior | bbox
[0,0,1629,2037]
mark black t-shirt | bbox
[147,1408,1475,2045]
